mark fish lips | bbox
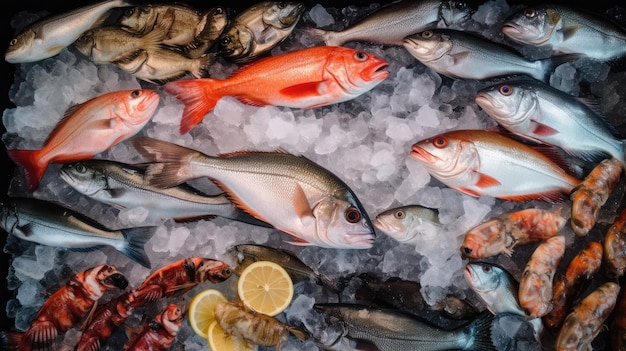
[367,61,390,82]
[104,272,130,289]
[410,145,437,164]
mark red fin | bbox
[475,174,501,188]
[500,191,568,203]
[7,149,44,192]
[292,184,313,219]
[163,78,220,134]
[279,81,324,99]
[1,331,23,350]
[24,320,58,348]
[532,123,559,136]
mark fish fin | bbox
[120,226,156,268]
[559,25,579,41]
[24,320,59,349]
[228,209,275,228]
[540,54,584,82]
[293,184,313,219]
[466,311,497,351]
[475,174,501,188]
[287,326,309,341]
[450,52,471,65]
[173,215,217,223]
[531,122,559,136]
[131,137,198,187]
[499,191,568,203]
[279,81,325,99]
[0,331,23,350]
[210,178,272,225]
[284,237,315,246]
[163,78,221,134]
[191,54,217,79]
[6,149,44,192]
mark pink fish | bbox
[7,89,160,191]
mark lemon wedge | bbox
[207,320,255,351]
[188,288,227,338]
[237,260,294,316]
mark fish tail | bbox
[306,28,342,46]
[466,311,496,351]
[7,149,44,192]
[163,78,221,134]
[288,326,310,341]
[120,226,156,268]
[541,53,585,82]
[0,331,23,350]
[192,53,216,79]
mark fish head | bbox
[205,7,229,39]
[374,206,441,242]
[59,161,107,196]
[114,89,160,126]
[403,30,453,63]
[72,30,96,59]
[217,26,254,60]
[118,5,156,34]
[439,1,473,27]
[326,48,389,96]
[310,194,375,249]
[262,1,305,29]
[475,82,537,129]
[461,218,507,259]
[82,264,129,299]
[502,6,560,46]
[464,261,504,294]
[160,303,184,333]
[410,131,476,183]
[5,30,35,64]
[195,258,233,283]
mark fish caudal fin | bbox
[120,226,156,268]
[305,27,343,46]
[7,149,44,192]
[466,311,497,351]
[131,137,201,188]
[163,78,221,134]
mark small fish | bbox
[314,303,496,350]
[475,79,626,165]
[460,207,567,259]
[59,160,272,227]
[311,0,472,46]
[123,303,184,351]
[603,207,626,279]
[570,158,623,237]
[403,29,578,81]
[163,46,389,134]
[131,137,376,249]
[518,235,566,318]
[501,4,626,61]
[5,0,132,63]
[0,197,155,268]
[555,282,620,351]
[217,1,305,62]
[409,129,581,202]
[7,89,160,192]
[374,205,442,243]
[0,264,128,351]
[611,287,626,351]
[545,241,603,330]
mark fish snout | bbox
[410,145,436,164]
[104,272,130,290]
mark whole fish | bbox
[311,0,472,46]
[501,4,626,61]
[0,264,128,351]
[217,1,305,63]
[313,303,496,350]
[5,0,132,63]
[7,89,160,192]
[123,303,184,351]
[604,207,626,279]
[460,207,567,259]
[131,137,376,249]
[409,129,581,202]
[555,282,620,351]
[0,197,154,268]
[403,29,578,81]
[518,235,566,318]
[612,287,626,351]
[59,160,272,227]
[374,205,442,243]
[475,79,626,164]
[163,46,389,134]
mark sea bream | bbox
[5,0,132,63]
[0,197,155,268]
[131,137,376,249]
[475,79,626,165]
[501,4,626,61]
[409,129,581,202]
[374,205,442,243]
[311,0,473,47]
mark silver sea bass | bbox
[312,0,472,46]
[314,303,496,350]
[131,137,375,249]
[59,159,272,228]
[475,79,626,165]
[5,0,133,63]
[374,205,442,243]
[501,4,626,61]
[0,197,154,268]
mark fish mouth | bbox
[410,145,437,163]
[367,61,390,81]
[474,93,500,112]
[104,273,129,289]
[342,233,376,249]
[501,22,523,36]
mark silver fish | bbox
[501,4,626,61]
[314,303,496,350]
[403,28,578,81]
[374,205,442,243]
[59,159,272,228]
[131,137,375,249]
[311,0,472,46]
[475,79,626,165]
[217,1,305,63]
[5,0,132,63]
[0,197,154,268]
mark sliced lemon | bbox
[188,289,228,338]
[207,320,255,351]
[237,260,294,316]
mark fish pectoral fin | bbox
[449,52,470,65]
[531,122,559,136]
[107,188,127,198]
[559,25,579,41]
[257,27,280,44]
[475,173,501,188]
[284,236,314,246]
[293,184,314,219]
[279,81,325,99]
[15,223,35,237]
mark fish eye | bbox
[523,8,536,18]
[123,8,135,16]
[481,265,491,273]
[498,84,513,96]
[433,136,447,148]
[345,207,362,223]
[9,39,17,46]
[75,163,86,173]
[393,210,406,219]
[463,247,472,254]
[221,36,231,46]
[422,31,433,39]
[453,1,468,10]
[354,52,368,61]
[215,7,224,14]
[131,90,141,98]
[278,2,287,8]
[223,267,232,275]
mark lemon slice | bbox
[237,260,294,316]
[188,289,227,338]
[207,320,255,351]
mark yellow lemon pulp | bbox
[187,289,227,339]
[237,260,294,316]
[207,320,255,351]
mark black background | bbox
[1,0,624,336]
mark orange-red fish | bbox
[1,264,128,351]
[163,45,389,134]
[570,157,623,236]
[518,235,566,318]
[461,207,566,259]
[410,129,581,202]
[123,303,184,351]
[544,241,603,329]
[7,89,160,191]
[612,286,626,351]
[604,207,626,279]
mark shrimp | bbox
[604,207,626,279]
[123,304,184,351]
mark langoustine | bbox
[123,303,184,351]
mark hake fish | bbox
[502,4,626,61]
[0,197,154,268]
[374,205,442,243]
[59,159,272,228]
[311,0,472,47]
[5,0,132,63]
[464,261,525,316]
[131,137,376,249]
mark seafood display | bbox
[3,0,626,350]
